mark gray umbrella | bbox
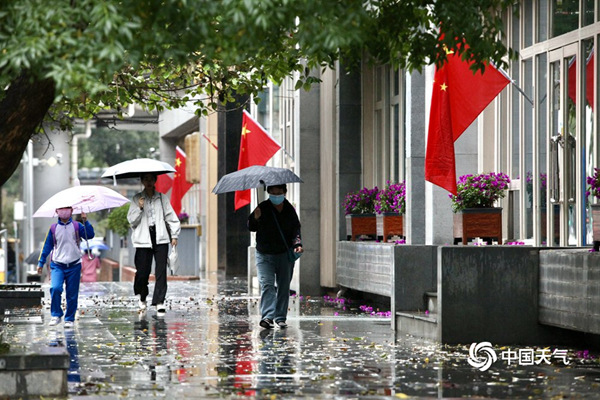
[212,165,303,194]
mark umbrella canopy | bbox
[212,165,303,194]
[33,185,130,218]
[101,158,175,180]
[24,249,41,265]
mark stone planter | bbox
[592,204,600,251]
[346,214,377,241]
[453,207,502,245]
[376,212,404,242]
[0,283,44,314]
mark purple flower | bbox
[450,172,511,213]
[375,181,406,214]
[342,186,379,215]
[586,168,600,200]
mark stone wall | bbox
[539,249,600,335]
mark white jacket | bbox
[127,192,181,248]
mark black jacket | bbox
[248,199,302,254]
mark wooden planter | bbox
[453,207,502,245]
[346,214,377,241]
[592,204,600,251]
[376,213,404,242]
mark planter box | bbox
[346,214,377,241]
[592,204,600,251]
[376,213,404,242]
[453,207,502,245]
[0,284,44,314]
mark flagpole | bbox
[496,65,534,105]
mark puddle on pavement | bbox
[1,280,599,398]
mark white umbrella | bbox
[33,185,130,218]
[101,158,176,180]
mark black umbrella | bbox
[24,249,41,265]
[212,165,303,194]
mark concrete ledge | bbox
[396,311,438,341]
[0,345,69,398]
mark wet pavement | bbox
[3,274,600,399]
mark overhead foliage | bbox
[0,0,517,185]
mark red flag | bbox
[425,47,510,194]
[155,174,173,194]
[568,53,594,109]
[171,146,193,215]
[234,110,281,210]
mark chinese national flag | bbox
[234,110,281,210]
[568,53,594,110]
[155,174,173,194]
[425,46,510,195]
[171,146,193,215]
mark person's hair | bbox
[267,184,287,194]
[140,172,157,181]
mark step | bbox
[425,291,437,314]
[395,311,439,341]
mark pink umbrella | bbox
[33,185,129,218]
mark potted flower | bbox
[586,167,600,251]
[375,181,406,242]
[178,212,190,224]
[342,186,379,240]
[449,172,510,245]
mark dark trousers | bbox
[134,227,169,306]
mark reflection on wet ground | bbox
[3,277,600,398]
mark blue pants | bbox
[50,261,81,322]
[256,251,294,323]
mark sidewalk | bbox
[3,276,600,398]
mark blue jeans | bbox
[256,251,294,323]
[50,261,81,322]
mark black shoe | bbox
[259,318,274,329]
[275,320,288,329]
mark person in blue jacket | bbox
[37,206,95,328]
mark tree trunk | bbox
[0,74,56,186]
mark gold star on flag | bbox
[175,157,182,167]
[440,82,448,91]
[242,125,250,137]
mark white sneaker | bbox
[64,321,74,329]
[49,316,61,326]
[138,298,147,311]
[156,303,166,314]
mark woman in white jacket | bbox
[127,173,181,314]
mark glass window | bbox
[537,53,548,244]
[257,88,270,132]
[550,0,579,38]
[272,84,281,144]
[583,39,595,243]
[583,0,594,26]
[524,58,534,240]
[524,0,533,47]
[538,0,549,42]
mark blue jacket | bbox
[38,218,95,267]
